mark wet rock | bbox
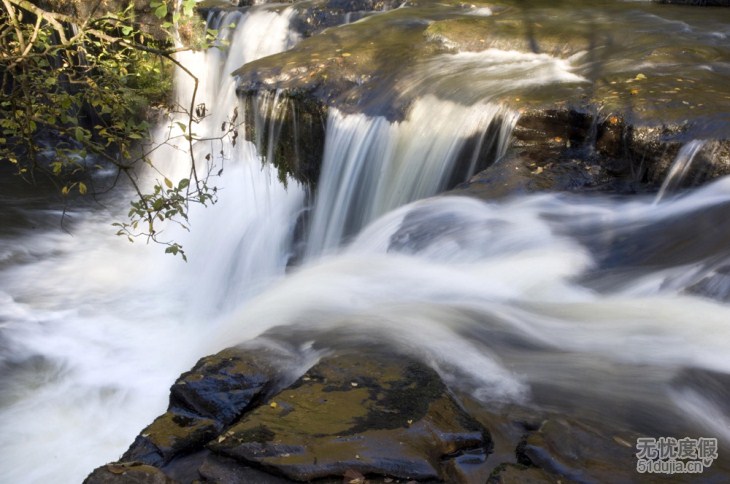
[122,346,278,467]
[84,463,175,484]
[645,139,730,189]
[232,4,451,121]
[242,91,327,186]
[655,0,730,5]
[209,350,492,482]
[230,0,730,195]
[88,346,493,483]
[291,0,402,38]
[198,453,294,483]
[453,106,730,200]
[518,419,638,483]
[511,109,594,148]
[424,17,496,53]
[453,110,646,199]
[487,463,557,484]
[424,13,590,58]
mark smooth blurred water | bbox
[1,1,730,483]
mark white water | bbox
[0,6,304,482]
[214,183,730,438]
[305,98,517,258]
[2,5,730,484]
[403,48,588,104]
[150,7,306,315]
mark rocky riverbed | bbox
[83,1,730,482]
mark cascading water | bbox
[303,46,588,258]
[2,2,730,483]
[151,7,306,314]
[0,6,304,482]
[305,98,516,258]
[211,182,730,443]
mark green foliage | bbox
[0,0,229,260]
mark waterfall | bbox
[305,97,517,258]
[303,46,587,259]
[0,6,305,483]
[2,2,730,483]
[149,7,306,314]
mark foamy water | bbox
[1,3,729,483]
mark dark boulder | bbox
[242,91,327,186]
[88,347,494,483]
[517,419,639,483]
[84,463,175,484]
[209,350,492,483]
[487,463,556,484]
[453,109,730,200]
[121,346,279,467]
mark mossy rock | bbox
[83,463,175,484]
[209,350,492,482]
[121,346,280,466]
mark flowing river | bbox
[1,1,730,482]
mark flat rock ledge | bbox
[84,343,676,484]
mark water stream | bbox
[1,2,730,482]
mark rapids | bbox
[1,1,729,482]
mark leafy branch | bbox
[0,0,233,260]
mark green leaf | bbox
[164,178,173,189]
[154,3,167,19]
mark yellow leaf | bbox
[635,73,647,80]
[61,186,70,196]
[78,182,87,195]
[164,178,173,189]
[270,402,278,409]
